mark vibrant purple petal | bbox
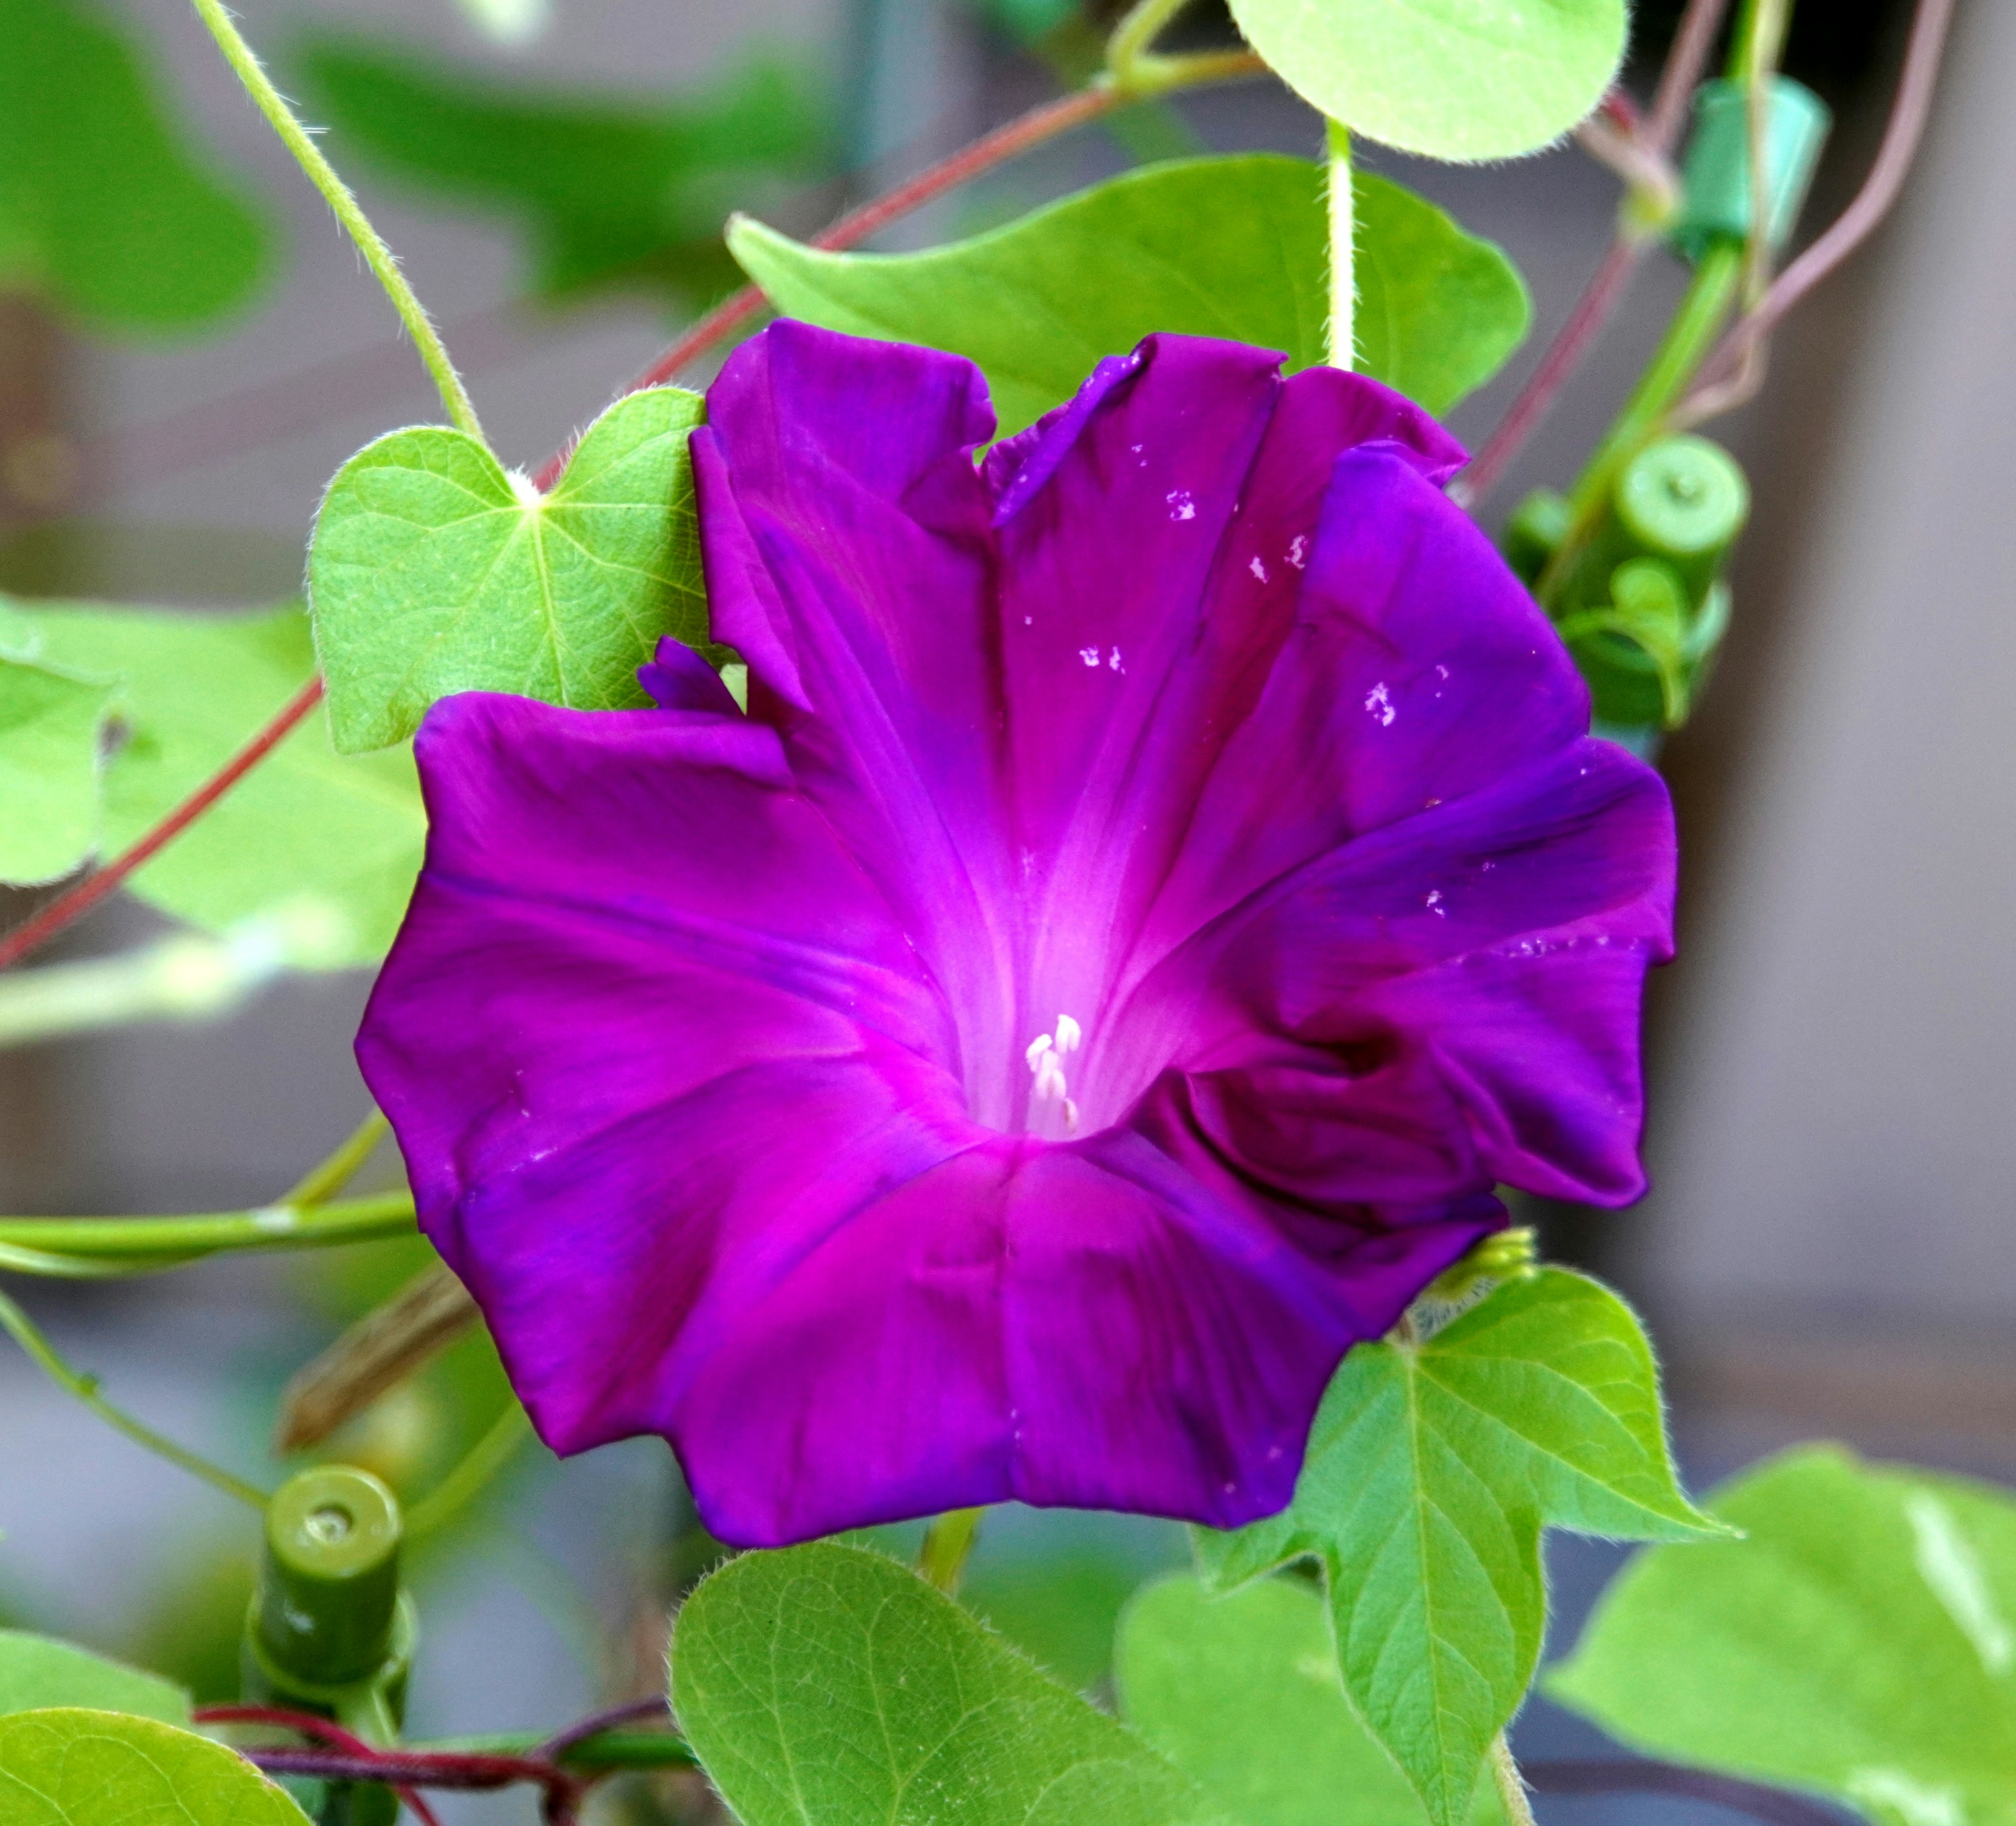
[360,323,1678,1547]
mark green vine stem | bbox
[1534,238,1745,606]
[1490,1733,1542,1826]
[184,0,485,443]
[918,1507,985,1594]
[0,1285,270,1507]
[284,1108,391,1207]
[1106,0,1203,92]
[404,1403,536,1539]
[1326,119,1356,368]
[0,1190,416,1273]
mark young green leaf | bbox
[0,652,111,885]
[672,1541,1216,1826]
[1116,1574,1508,1826]
[0,1632,189,1724]
[1195,1268,1724,1826]
[310,385,710,754]
[728,155,1528,435]
[1226,0,1628,163]
[295,35,827,309]
[1549,1445,2016,1826]
[0,0,271,331]
[3,598,425,966]
[0,1707,310,1824]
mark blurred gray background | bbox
[0,0,2008,1817]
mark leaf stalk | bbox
[0,1285,270,1507]
[183,0,485,443]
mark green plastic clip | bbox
[1506,434,1748,740]
[243,1465,417,1826]
[1669,76,1832,263]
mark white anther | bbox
[1027,1016,1087,1127]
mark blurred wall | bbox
[1634,0,2016,1344]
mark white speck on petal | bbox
[1250,555,1268,583]
[1079,646,1101,667]
[1166,489,1196,522]
[1425,889,1447,917]
[1364,681,1396,726]
[1287,535,1308,569]
[1436,663,1450,679]
[1023,615,1033,626]
[1108,647,1123,672]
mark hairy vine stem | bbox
[1326,119,1357,368]
[184,0,484,443]
[0,53,1264,975]
[1490,1733,1542,1826]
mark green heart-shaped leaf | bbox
[672,1541,1214,1826]
[1196,1268,1725,1826]
[1116,1575,1509,1826]
[729,155,1528,435]
[0,1707,310,1824]
[0,1633,188,1724]
[0,649,111,886]
[309,384,709,754]
[1549,1446,2016,1826]
[1227,0,1627,162]
[3,597,425,966]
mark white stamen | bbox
[1026,1014,1087,1129]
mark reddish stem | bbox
[4,65,1266,967]
[1647,0,1738,154]
[1453,237,1642,507]
[1677,0,1957,422]
[0,676,326,973]
[195,1704,444,1825]
[532,1695,671,1762]
[1451,0,1734,509]
[529,69,1262,491]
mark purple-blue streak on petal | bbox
[358,322,1676,1546]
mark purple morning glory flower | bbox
[356,323,1675,1548]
